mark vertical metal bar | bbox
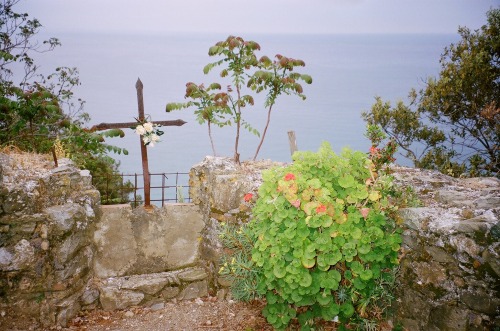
[161,174,165,207]
[134,173,138,208]
[106,174,110,204]
[136,78,151,207]
[175,172,179,202]
[120,173,123,203]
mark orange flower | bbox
[316,204,326,214]
[360,207,370,218]
[291,199,301,208]
[284,173,296,181]
[244,193,253,202]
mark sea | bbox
[30,32,458,198]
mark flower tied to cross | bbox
[134,116,164,147]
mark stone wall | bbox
[393,167,499,331]
[189,157,499,330]
[1,152,498,330]
[0,153,99,327]
[0,152,209,327]
[189,156,282,296]
[91,203,207,311]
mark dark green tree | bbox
[363,9,499,177]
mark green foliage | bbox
[0,1,130,204]
[218,221,262,302]
[166,82,232,156]
[246,143,401,330]
[167,35,311,163]
[363,9,500,178]
[218,139,401,329]
[248,54,312,161]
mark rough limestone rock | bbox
[0,153,99,327]
[189,156,283,278]
[93,203,204,277]
[97,267,208,310]
[93,204,138,278]
[392,166,499,331]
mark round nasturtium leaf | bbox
[299,272,313,287]
[358,244,371,255]
[301,256,316,269]
[353,277,366,290]
[316,291,332,306]
[273,265,286,278]
[340,302,355,318]
[359,269,373,281]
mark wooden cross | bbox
[89,78,186,207]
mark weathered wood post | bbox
[135,78,152,207]
[288,130,298,157]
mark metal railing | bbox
[92,172,191,208]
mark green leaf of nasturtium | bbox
[351,227,362,239]
[358,244,371,255]
[316,255,330,271]
[266,291,278,304]
[350,261,363,275]
[338,174,355,188]
[307,178,322,189]
[320,303,338,320]
[273,265,286,278]
[359,269,373,281]
[346,194,358,204]
[316,291,332,306]
[299,272,313,287]
[354,185,369,199]
[369,190,381,201]
[291,291,302,303]
[328,269,341,283]
[340,302,355,318]
[301,256,315,269]
[329,250,343,265]
[353,277,366,290]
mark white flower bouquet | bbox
[134,117,164,147]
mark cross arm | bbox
[88,119,187,132]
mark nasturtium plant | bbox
[249,142,402,330]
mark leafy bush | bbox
[220,140,402,330]
[1,1,131,204]
[363,9,500,178]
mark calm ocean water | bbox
[33,32,458,180]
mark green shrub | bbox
[247,142,401,330]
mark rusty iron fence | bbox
[92,172,190,208]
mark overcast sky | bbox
[17,0,499,35]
